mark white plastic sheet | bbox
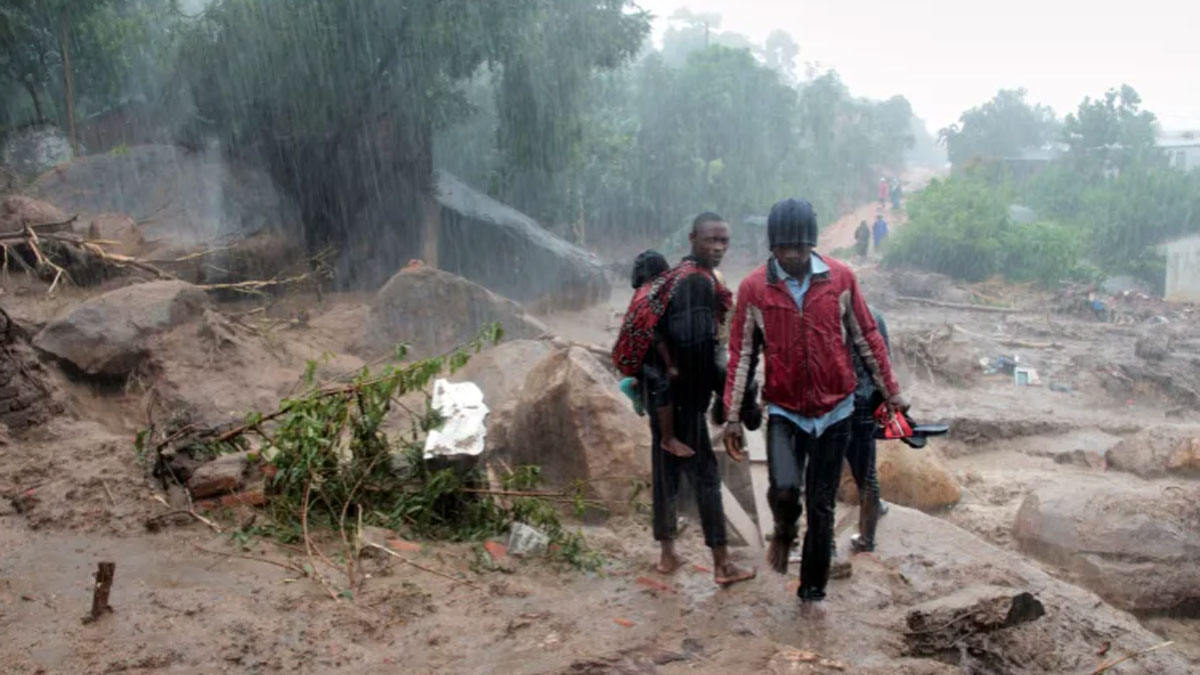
[423,379,489,460]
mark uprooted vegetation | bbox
[141,324,607,597]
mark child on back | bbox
[618,250,695,458]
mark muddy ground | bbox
[2,239,1199,673]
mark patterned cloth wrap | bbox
[611,259,732,377]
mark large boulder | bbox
[487,347,651,507]
[840,442,962,512]
[31,144,296,246]
[357,266,546,359]
[434,171,609,309]
[1105,426,1200,478]
[448,339,552,408]
[33,280,210,376]
[1013,481,1200,613]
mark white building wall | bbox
[1165,234,1200,303]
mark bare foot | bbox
[662,437,696,458]
[656,549,684,575]
[767,539,791,574]
[800,600,827,620]
[714,562,757,586]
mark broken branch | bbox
[363,542,481,589]
[1091,640,1174,674]
[895,295,1029,314]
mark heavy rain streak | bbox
[2,0,1199,672]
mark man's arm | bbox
[843,274,901,401]
[723,278,762,424]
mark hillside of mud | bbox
[1,191,1199,673]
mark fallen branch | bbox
[1091,640,1174,674]
[0,214,78,236]
[896,295,1029,314]
[951,324,1064,350]
[363,542,481,589]
[193,545,307,576]
[149,494,222,533]
[301,480,341,602]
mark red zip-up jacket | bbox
[723,255,899,422]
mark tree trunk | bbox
[22,82,45,124]
[60,12,78,157]
[421,189,440,269]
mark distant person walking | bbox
[872,214,889,250]
[854,220,870,258]
[877,177,889,207]
[890,179,902,210]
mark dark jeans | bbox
[846,401,881,503]
[767,414,851,601]
[649,399,727,548]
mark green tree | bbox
[179,0,648,285]
[938,88,1058,167]
[1062,84,1161,173]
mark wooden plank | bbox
[721,483,762,551]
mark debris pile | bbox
[0,307,61,432]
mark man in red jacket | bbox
[722,197,908,617]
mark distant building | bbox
[1163,233,1200,303]
[1158,131,1200,171]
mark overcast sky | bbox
[637,0,1200,133]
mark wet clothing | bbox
[644,256,728,548]
[766,415,851,600]
[872,217,888,248]
[725,254,900,601]
[854,223,870,257]
[724,254,899,423]
[649,395,727,547]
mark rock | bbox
[487,347,651,507]
[447,339,552,407]
[194,486,266,511]
[79,213,144,255]
[0,195,67,230]
[1135,329,1172,360]
[32,144,297,245]
[1,125,74,179]
[434,171,610,309]
[1106,426,1200,478]
[860,506,1194,673]
[903,586,1046,657]
[839,443,961,512]
[33,280,210,376]
[1013,481,1200,613]
[1051,449,1106,470]
[357,266,546,358]
[187,453,249,499]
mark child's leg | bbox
[657,403,694,458]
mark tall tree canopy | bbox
[178,0,648,285]
[938,88,1058,166]
[1062,84,1160,172]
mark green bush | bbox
[885,176,1011,281]
[886,175,1084,285]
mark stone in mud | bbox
[839,442,961,512]
[1105,427,1200,479]
[356,265,546,359]
[1012,481,1200,613]
[447,339,552,407]
[187,453,249,499]
[487,347,651,508]
[0,195,67,231]
[33,280,210,376]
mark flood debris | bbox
[81,562,115,624]
[903,586,1046,660]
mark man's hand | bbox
[888,393,911,414]
[667,366,681,381]
[723,421,746,462]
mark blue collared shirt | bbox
[766,255,855,437]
